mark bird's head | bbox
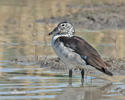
[49,21,75,37]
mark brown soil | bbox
[40,57,125,75]
[37,3,125,30]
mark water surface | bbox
[0,0,125,100]
[0,61,125,100]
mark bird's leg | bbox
[69,69,72,78]
[81,69,84,78]
[81,69,84,86]
[68,69,72,86]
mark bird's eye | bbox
[61,24,65,27]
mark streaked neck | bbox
[52,33,73,42]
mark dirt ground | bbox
[12,56,125,76]
[39,3,125,30]
[40,57,125,75]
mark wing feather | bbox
[58,36,113,76]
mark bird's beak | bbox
[49,27,59,35]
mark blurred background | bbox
[0,0,125,100]
[0,0,125,61]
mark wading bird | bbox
[49,21,113,85]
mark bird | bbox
[49,21,113,84]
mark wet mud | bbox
[11,56,125,76]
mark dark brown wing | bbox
[58,36,113,76]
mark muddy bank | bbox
[36,3,125,30]
[11,56,125,75]
[41,57,125,75]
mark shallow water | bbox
[0,0,125,100]
[0,61,125,100]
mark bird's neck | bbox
[52,33,73,42]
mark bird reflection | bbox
[68,78,72,87]
[57,82,112,100]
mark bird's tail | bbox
[97,67,113,76]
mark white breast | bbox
[51,35,86,69]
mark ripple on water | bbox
[0,60,125,100]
